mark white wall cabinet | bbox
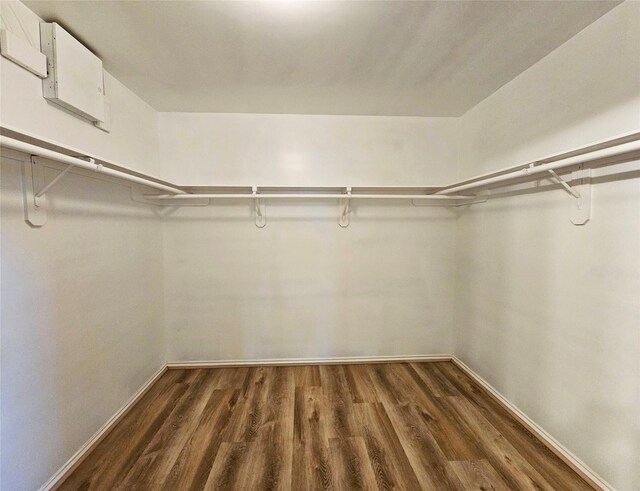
[40,22,104,122]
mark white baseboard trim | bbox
[451,356,614,491]
[39,363,168,491]
[166,354,453,368]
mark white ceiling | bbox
[25,0,619,117]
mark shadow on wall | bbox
[159,201,461,224]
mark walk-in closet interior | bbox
[1,1,639,490]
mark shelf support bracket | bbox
[339,187,351,228]
[548,169,581,199]
[22,156,48,227]
[22,156,92,226]
[253,186,266,228]
[35,162,75,198]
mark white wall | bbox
[0,3,167,488]
[163,203,457,362]
[158,114,460,362]
[0,159,165,490]
[455,3,640,490]
[0,1,161,177]
[157,113,457,186]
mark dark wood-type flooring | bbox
[59,362,593,490]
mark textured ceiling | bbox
[25,0,619,116]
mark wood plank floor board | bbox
[292,386,335,490]
[205,367,296,490]
[434,362,594,491]
[58,369,193,490]
[293,365,321,388]
[366,363,415,406]
[328,437,378,490]
[59,362,595,490]
[164,389,241,490]
[319,365,361,439]
[402,364,485,461]
[410,361,461,397]
[213,367,251,390]
[204,441,254,490]
[120,369,221,488]
[250,366,295,491]
[342,365,379,404]
[446,459,511,491]
[440,395,556,490]
[221,367,271,443]
[383,402,460,490]
[354,402,423,490]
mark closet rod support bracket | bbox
[253,186,266,228]
[339,187,351,228]
[22,156,48,227]
[546,166,591,225]
[569,164,592,225]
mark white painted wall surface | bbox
[0,159,165,490]
[455,3,640,489]
[163,203,457,362]
[157,113,458,186]
[158,114,459,362]
[0,1,161,177]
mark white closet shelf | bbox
[0,131,184,194]
[436,133,640,195]
[1,129,639,228]
[145,191,477,201]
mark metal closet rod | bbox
[0,135,186,195]
[436,135,640,195]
